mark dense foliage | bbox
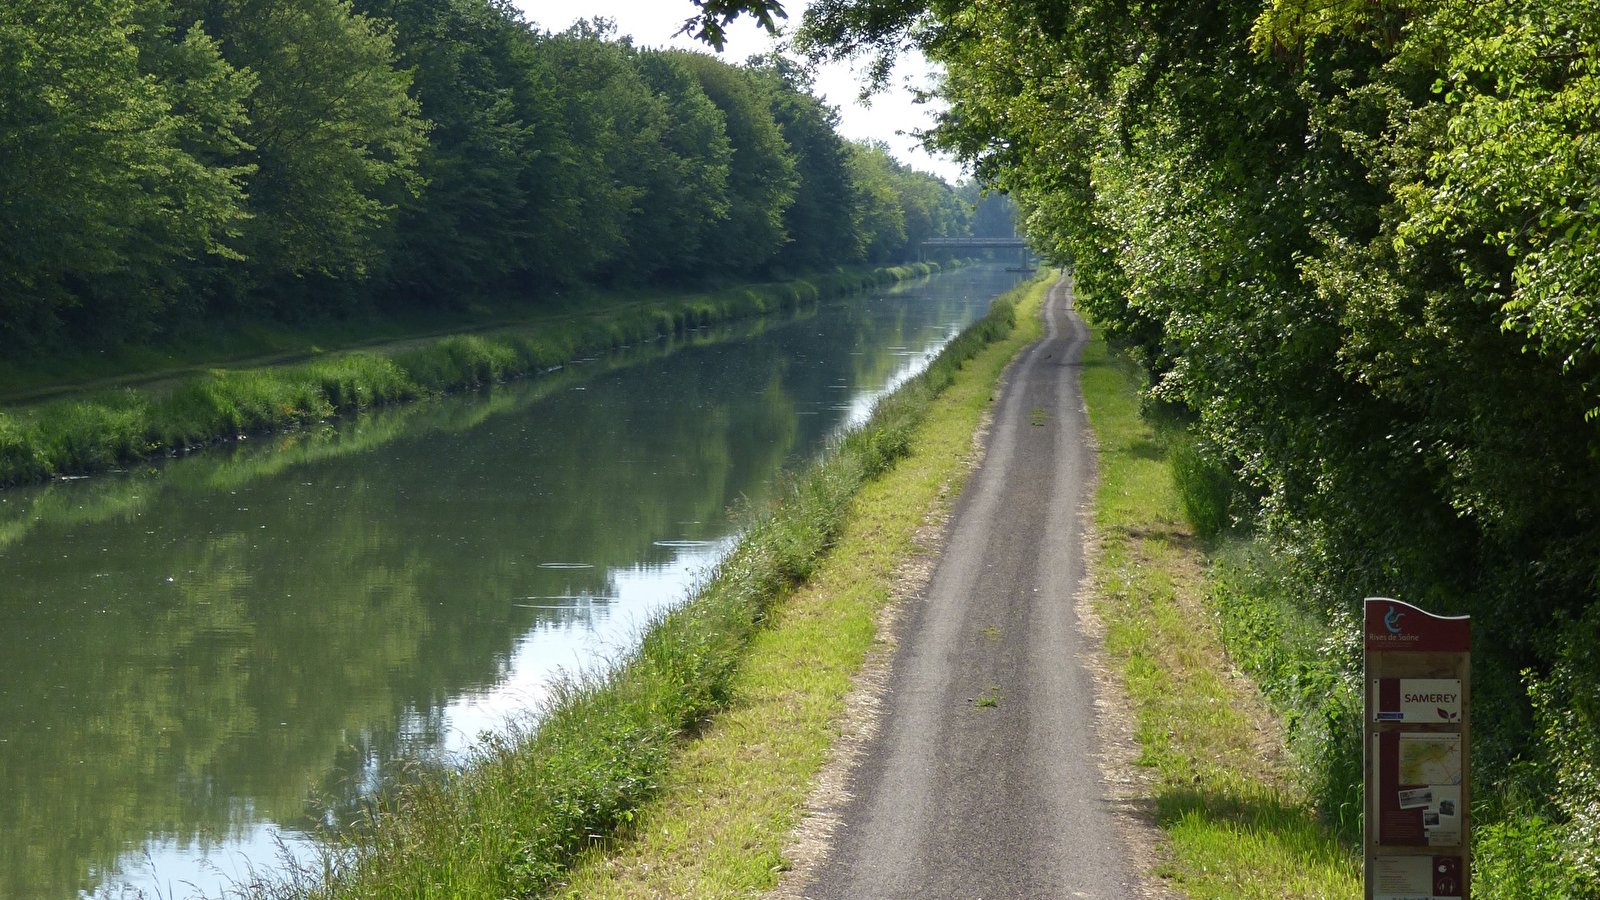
[0,5,971,352]
[782,0,1600,890]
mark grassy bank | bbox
[242,275,1043,900]
[0,262,945,489]
[1077,330,1362,898]
[1081,324,1593,897]
[0,325,715,553]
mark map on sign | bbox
[1399,733,1461,786]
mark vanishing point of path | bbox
[807,275,1136,899]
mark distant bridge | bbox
[919,236,1033,263]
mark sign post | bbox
[1365,597,1471,900]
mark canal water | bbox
[0,265,1026,899]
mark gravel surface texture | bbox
[806,276,1135,900]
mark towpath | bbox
[805,275,1135,899]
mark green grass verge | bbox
[1077,329,1363,899]
[239,274,1044,900]
[1088,323,1592,898]
[0,262,945,488]
[0,331,707,553]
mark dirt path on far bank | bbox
[799,275,1135,899]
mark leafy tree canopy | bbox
[0,1,968,349]
[757,0,1600,878]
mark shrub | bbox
[1476,816,1595,899]
[0,413,45,484]
[35,394,151,471]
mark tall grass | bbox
[1078,331,1363,898]
[0,263,945,488]
[1169,437,1235,539]
[1132,387,1597,891]
[237,283,1020,900]
[1208,540,1598,896]
[1207,543,1366,838]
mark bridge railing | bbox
[918,237,1034,264]
[920,238,1029,248]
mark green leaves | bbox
[1389,0,1600,384]
[676,0,788,52]
[0,0,253,343]
[789,0,1600,880]
[669,50,798,275]
[0,0,969,352]
[194,0,428,284]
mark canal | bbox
[0,265,1025,899]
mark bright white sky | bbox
[515,0,964,184]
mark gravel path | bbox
[805,274,1135,900]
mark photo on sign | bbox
[1376,732,1467,847]
[1398,787,1433,810]
[1425,785,1462,846]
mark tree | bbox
[350,0,539,304]
[783,0,1600,870]
[667,51,797,276]
[0,0,253,346]
[846,139,964,262]
[631,50,734,281]
[172,0,428,311]
[845,142,906,262]
[957,182,1017,239]
[753,54,861,271]
[0,0,965,347]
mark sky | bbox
[515,0,965,184]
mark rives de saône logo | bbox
[1385,605,1405,634]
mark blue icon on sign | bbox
[1385,606,1405,634]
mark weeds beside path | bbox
[1077,331,1361,899]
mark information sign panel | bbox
[1365,598,1471,900]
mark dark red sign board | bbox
[1365,597,1471,900]
[1433,856,1465,897]
[1364,597,1470,654]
